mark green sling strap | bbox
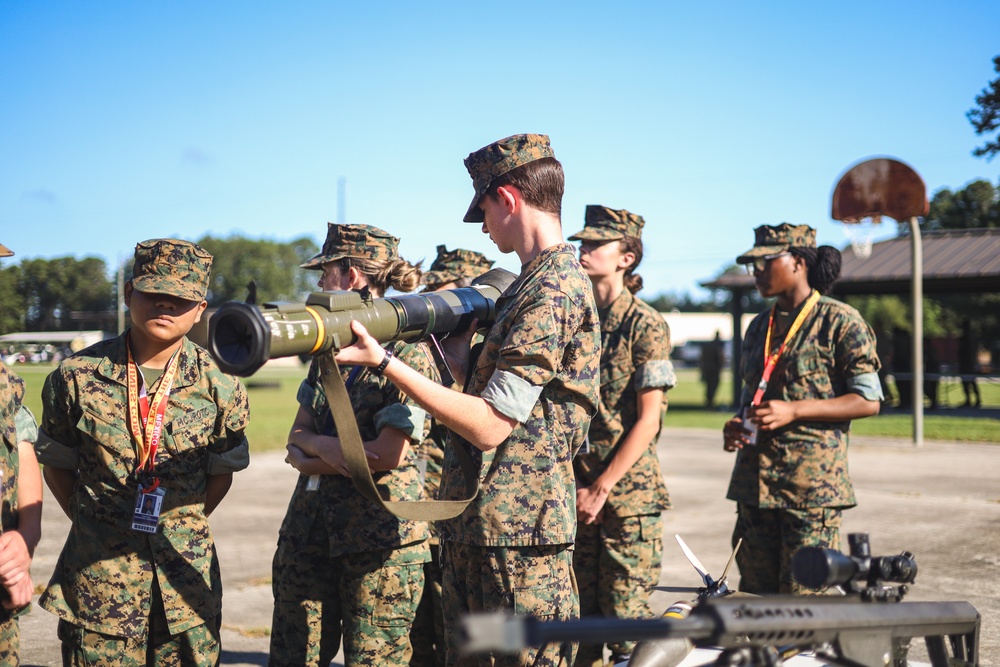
[318,352,481,521]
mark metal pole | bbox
[117,256,125,335]
[731,288,745,409]
[909,216,923,446]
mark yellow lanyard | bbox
[126,336,180,476]
[752,290,821,405]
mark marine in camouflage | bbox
[462,134,555,223]
[131,239,214,302]
[567,205,646,243]
[571,286,675,665]
[735,222,816,263]
[727,294,882,594]
[441,542,578,667]
[420,245,495,288]
[436,243,599,666]
[1,361,37,664]
[269,339,438,667]
[301,223,400,269]
[34,334,251,639]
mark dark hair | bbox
[486,157,564,219]
[620,235,645,294]
[789,245,841,294]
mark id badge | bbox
[132,485,166,533]
[742,407,759,446]
[306,474,320,491]
[579,435,590,455]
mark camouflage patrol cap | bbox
[300,223,399,270]
[0,242,12,258]
[421,245,495,286]
[568,205,645,242]
[131,239,213,302]
[463,133,555,223]
[736,223,817,263]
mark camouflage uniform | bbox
[270,223,437,667]
[34,239,251,666]
[727,224,884,594]
[412,245,494,667]
[0,361,39,667]
[568,206,676,666]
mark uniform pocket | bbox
[372,562,423,627]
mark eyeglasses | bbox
[744,252,790,275]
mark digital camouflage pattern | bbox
[736,223,817,263]
[726,295,881,509]
[35,334,250,638]
[575,513,663,665]
[301,223,400,269]
[437,243,600,545]
[131,239,213,302]
[733,505,843,594]
[410,545,444,667]
[57,603,221,667]
[441,542,578,667]
[462,133,555,223]
[270,339,438,666]
[1,362,32,661]
[567,205,646,242]
[420,245,495,287]
[574,288,674,518]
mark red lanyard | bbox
[751,290,821,406]
[127,336,180,491]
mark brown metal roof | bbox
[701,228,1000,296]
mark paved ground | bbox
[17,427,1000,666]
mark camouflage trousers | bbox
[56,614,220,667]
[441,542,578,667]
[269,517,428,667]
[1,616,20,666]
[573,513,663,667]
[409,543,444,667]
[733,504,843,595]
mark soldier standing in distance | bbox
[723,224,883,594]
[335,133,601,667]
[410,245,495,667]
[0,241,43,666]
[568,206,675,667]
[35,239,251,666]
[269,223,440,667]
[700,331,725,409]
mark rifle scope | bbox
[792,532,917,591]
[207,267,516,377]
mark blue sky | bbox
[2,1,998,300]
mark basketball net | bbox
[843,215,881,259]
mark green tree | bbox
[919,179,1000,232]
[968,55,1000,161]
[195,235,319,307]
[0,264,26,334]
[16,257,114,331]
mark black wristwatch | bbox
[372,348,394,376]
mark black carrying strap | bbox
[318,353,480,521]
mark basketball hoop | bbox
[842,215,881,259]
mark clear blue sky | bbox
[2,1,998,300]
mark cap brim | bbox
[300,252,347,270]
[567,228,624,242]
[0,243,12,258]
[463,189,485,223]
[735,244,788,264]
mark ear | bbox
[618,248,637,271]
[192,300,208,323]
[347,265,366,291]
[124,281,134,308]
[494,185,518,214]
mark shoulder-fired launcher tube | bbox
[208,267,516,376]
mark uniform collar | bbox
[96,332,200,390]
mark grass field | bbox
[12,363,1000,451]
